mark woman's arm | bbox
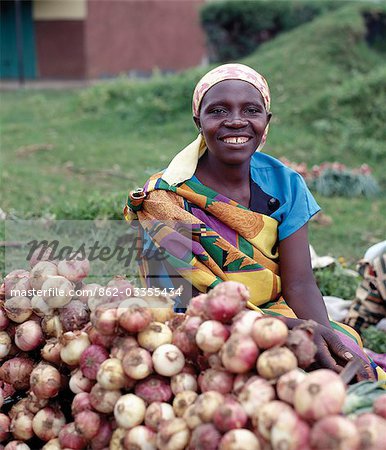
[279,223,331,328]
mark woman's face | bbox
[194,79,271,166]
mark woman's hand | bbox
[283,318,376,382]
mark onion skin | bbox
[221,334,259,374]
[114,393,146,429]
[219,429,260,450]
[58,422,87,449]
[145,402,175,432]
[96,358,127,390]
[30,261,58,291]
[74,410,101,440]
[270,409,311,450]
[91,304,118,335]
[41,438,61,450]
[69,368,94,394]
[89,418,113,450]
[0,413,11,442]
[172,316,202,358]
[4,269,31,299]
[231,310,262,336]
[110,335,138,359]
[41,339,62,365]
[194,391,224,423]
[252,316,289,349]
[213,397,248,432]
[107,276,134,300]
[57,258,90,282]
[124,425,157,450]
[0,331,12,359]
[152,344,185,377]
[355,413,386,450]
[196,320,230,353]
[138,322,173,351]
[198,368,234,394]
[0,307,11,330]
[29,245,56,268]
[42,276,73,308]
[60,331,90,366]
[252,400,293,440]
[4,297,32,323]
[171,372,198,395]
[135,375,173,403]
[59,300,89,332]
[238,376,275,417]
[173,391,198,417]
[186,294,207,317]
[32,406,66,441]
[89,383,121,414]
[14,320,44,351]
[25,391,49,414]
[109,428,126,450]
[294,369,346,421]
[276,368,308,405]
[30,363,61,399]
[156,418,190,450]
[256,346,298,380]
[88,327,115,348]
[286,327,317,369]
[188,423,222,450]
[0,357,35,390]
[4,441,31,450]
[311,415,359,450]
[122,347,153,380]
[80,344,109,380]
[71,393,92,416]
[10,411,34,441]
[119,306,152,333]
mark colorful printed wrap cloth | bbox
[124,173,386,381]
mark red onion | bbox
[0,306,10,330]
[0,357,35,390]
[29,245,56,268]
[41,338,62,365]
[219,429,260,450]
[138,322,173,351]
[1,381,16,399]
[80,344,109,380]
[58,422,87,449]
[270,409,311,450]
[42,275,73,308]
[71,392,92,416]
[30,261,58,290]
[97,358,128,390]
[257,346,298,379]
[4,270,31,300]
[374,394,386,418]
[188,423,221,450]
[156,418,190,450]
[238,376,275,417]
[173,391,198,417]
[193,391,224,423]
[57,258,90,282]
[213,397,248,432]
[89,418,112,450]
[198,368,234,394]
[25,391,49,414]
[107,276,134,300]
[231,309,262,336]
[4,441,31,450]
[221,333,259,374]
[204,281,248,323]
[0,413,10,442]
[135,375,173,403]
[15,320,44,351]
[293,369,346,421]
[30,362,61,399]
[276,368,307,405]
[88,327,115,348]
[0,387,3,410]
[172,315,202,358]
[124,425,157,449]
[355,413,386,450]
[195,320,230,353]
[31,295,53,317]
[186,293,208,317]
[311,415,359,450]
[114,393,146,429]
[145,402,176,432]
[252,316,289,349]
[60,331,90,366]
[171,373,198,395]
[232,373,251,396]
[69,368,94,394]
[0,331,12,359]
[119,305,152,333]
[4,296,32,323]
[183,405,203,430]
[41,438,61,449]
[32,406,66,441]
[59,300,89,332]
[252,400,293,440]
[74,410,101,440]
[110,335,138,360]
[41,315,63,338]
[10,411,34,441]
[286,327,317,369]
[153,344,185,377]
[8,398,29,420]
[89,383,121,414]
[91,303,118,335]
[122,347,153,380]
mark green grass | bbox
[1,2,385,263]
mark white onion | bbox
[114,394,146,429]
[30,261,58,290]
[152,344,185,377]
[42,276,73,308]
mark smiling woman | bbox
[124,63,385,381]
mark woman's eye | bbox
[210,108,226,114]
[246,107,261,114]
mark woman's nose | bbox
[224,115,248,128]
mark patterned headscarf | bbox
[162,63,271,185]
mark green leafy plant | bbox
[313,264,359,299]
[362,326,386,354]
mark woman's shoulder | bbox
[251,152,296,172]
[250,152,302,185]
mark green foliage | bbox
[200,0,344,61]
[309,169,380,198]
[313,264,359,299]
[362,326,386,354]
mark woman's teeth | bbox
[223,137,250,144]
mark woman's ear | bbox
[193,116,202,132]
[267,112,272,124]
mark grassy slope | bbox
[1,2,385,261]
